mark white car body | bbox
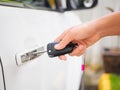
[0,6,83,90]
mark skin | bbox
[54,12,120,60]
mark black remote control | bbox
[47,42,76,57]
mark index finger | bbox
[55,31,73,50]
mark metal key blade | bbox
[16,45,47,66]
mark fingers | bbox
[58,44,86,60]
[54,27,87,60]
[55,31,73,50]
[54,29,73,61]
[69,42,86,56]
[58,45,85,60]
[58,55,67,60]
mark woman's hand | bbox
[55,12,120,60]
[54,23,101,60]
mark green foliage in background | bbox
[99,73,120,90]
[110,74,120,90]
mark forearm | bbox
[90,12,120,38]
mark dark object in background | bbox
[82,0,98,8]
[0,0,98,12]
[54,0,64,12]
[45,0,98,12]
[84,85,98,90]
[66,0,79,10]
[66,0,98,11]
[102,48,120,75]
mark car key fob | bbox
[47,42,76,57]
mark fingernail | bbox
[54,44,59,49]
[79,45,84,50]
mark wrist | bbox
[89,20,108,39]
[86,21,102,40]
[91,12,120,38]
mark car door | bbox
[0,57,4,90]
[0,6,84,90]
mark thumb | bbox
[55,33,73,50]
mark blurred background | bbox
[76,0,120,90]
[0,0,120,90]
